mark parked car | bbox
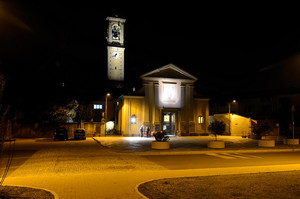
[74,128,86,140]
[54,127,68,141]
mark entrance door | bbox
[162,112,176,135]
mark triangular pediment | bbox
[141,64,197,81]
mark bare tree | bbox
[0,73,14,186]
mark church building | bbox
[105,16,209,136]
[115,64,209,136]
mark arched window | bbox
[131,114,137,124]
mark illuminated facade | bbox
[115,64,209,136]
[106,16,126,81]
[209,113,257,136]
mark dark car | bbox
[74,128,86,140]
[54,127,68,141]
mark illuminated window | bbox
[94,104,103,110]
[131,115,137,124]
[198,116,204,124]
[162,83,176,103]
[164,115,170,122]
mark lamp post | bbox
[292,105,295,140]
[105,93,110,134]
[229,100,236,135]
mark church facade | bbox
[115,64,209,136]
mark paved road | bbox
[142,152,300,170]
[1,138,300,199]
[3,138,300,175]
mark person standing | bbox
[146,126,150,137]
[140,125,144,137]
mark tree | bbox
[77,101,94,123]
[0,73,9,140]
[208,120,225,141]
[252,120,272,138]
[49,104,69,127]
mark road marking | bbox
[205,153,236,159]
[205,153,262,159]
[221,153,249,159]
[237,153,262,159]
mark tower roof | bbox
[106,16,126,23]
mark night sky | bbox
[1,1,300,100]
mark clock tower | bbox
[106,16,126,81]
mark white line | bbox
[236,153,262,159]
[221,153,249,159]
[205,153,236,159]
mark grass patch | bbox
[0,186,54,199]
[138,171,300,199]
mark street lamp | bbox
[105,93,110,134]
[229,100,236,135]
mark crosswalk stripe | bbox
[221,153,249,159]
[238,154,262,159]
[205,153,236,159]
[205,153,261,159]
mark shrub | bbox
[208,120,225,140]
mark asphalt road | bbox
[142,152,300,170]
[2,138,300,177]
[1,138,300,199]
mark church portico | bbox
[115,64,209,136]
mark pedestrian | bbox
[140,125,144,137]
[146,126,150,137]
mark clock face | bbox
[112,52,120,59]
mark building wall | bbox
[194,98,209,134]
[209,113,256,136]
[115,64,211,136]
[116,96,145,136]
[116,87,210,136]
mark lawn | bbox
[0,186,54,199]
[138,171,300,199]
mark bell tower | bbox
[106,16,126,81]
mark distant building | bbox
[115,64,209,136]
[209,113,257,136]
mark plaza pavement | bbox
[93,135,300,154]
[2,136,300,199]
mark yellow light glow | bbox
[106,121,114,131]
[198,116,204,124]
[130,115,136,124]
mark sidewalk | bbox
[93,136,300,155]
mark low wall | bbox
[12,123,53,138]
[61,123,101,137]
[8,122,101,138]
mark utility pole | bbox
[291,105,295,140]
[291,105,296,151]
[229,100,236,135]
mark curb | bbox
[118,148,300,156]
[92,137,300,156]
[135,181,151,199]
[135,164,300,199]
[3,185,59,199]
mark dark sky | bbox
[1,1,300,99]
